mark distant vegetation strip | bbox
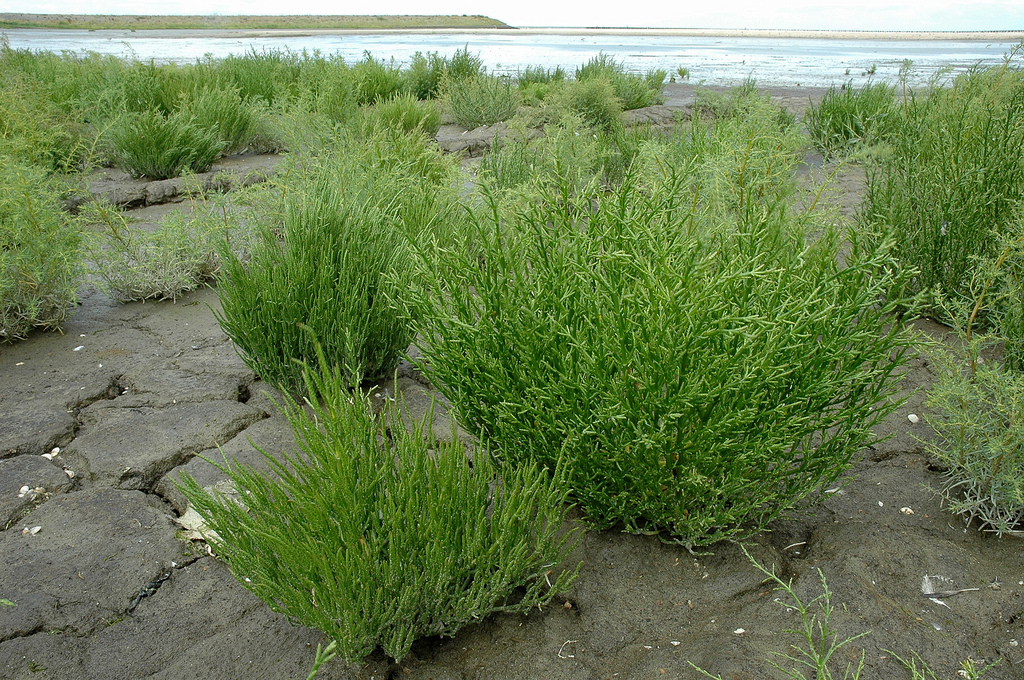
[0,14,511,31]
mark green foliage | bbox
[403,47,483,100]
[444,74,521,129]
[692,547,867,680]
[555,77,623,132]
[182,86,258,154]
[517,65,567,87]
[408,96,912,546]
[861,50,1024,319]
[352,52,403,106]
[213,145,448,392]
[805,81,898,158]
[107,109,224,179]
[926,344,1024,536]
[369,92,441,137]
[0,157,80,341]
[179,348,578,664]
[575,53,665,110]
[403,51,448,100]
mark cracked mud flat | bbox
[2,107,1024,680]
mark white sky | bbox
[2,1,1022,31]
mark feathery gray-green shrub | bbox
[179,349,578,664]
[409,92,912,547]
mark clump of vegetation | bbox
[925,217,1024,536]
[403,46,484,100]
[181,86,259,154]
[107,109,224,179]
[81,194,255,302]
[179,347,579,665]
[927,350,1024,536]
[555,77,623,131]
[213,139,455,392]
[352,52,403,106]
[369,92,441,136]
[409,92,912,547]
[861,50,1024,320]
[805,80,898,158]
[575,53,664,110]
[444,74,521,129]
[0,157,81,341]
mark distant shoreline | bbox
[211,28,1024,42]
[1,15,1020,41]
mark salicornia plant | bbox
[179,346,579,665]
[407,90,913,547]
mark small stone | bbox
[907,413,920,424]
[878,501,884,507]
[73,346,84,352]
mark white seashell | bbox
[907,413,920,424]
[72,346,84,352]
[19,485,30,495]
[22,526,41,535]
[900,507,914,515]
[734,628,746,635]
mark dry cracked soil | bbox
[1,85,1022,680]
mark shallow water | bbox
[2,28,1018,87]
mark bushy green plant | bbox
[0,157,80,341]
[352,52,403,106]
[107,108,224,179]
[369,92,441,136]
[403,50,448,100]
[182,86,258,154]
[805,81,898,158]
[409,100,912,545]
[555,77,623,131]
[444,45,485,82]
[214,154,419,392]
[517,65,567,87]
[179,348,578,664]
[444,74,521,129]
[861,51,1024,319]
[575,53,664,110]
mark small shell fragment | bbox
[22,526,41,535]
[907,413,920,424]
[72,346,84,352]
[18,485,30,495]
[670,641,681,646]
[900,507,915,515]
[733,628,746,635]
[51,447,60,455]
[64,469,75,478]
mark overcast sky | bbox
[3,1,1022,31]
